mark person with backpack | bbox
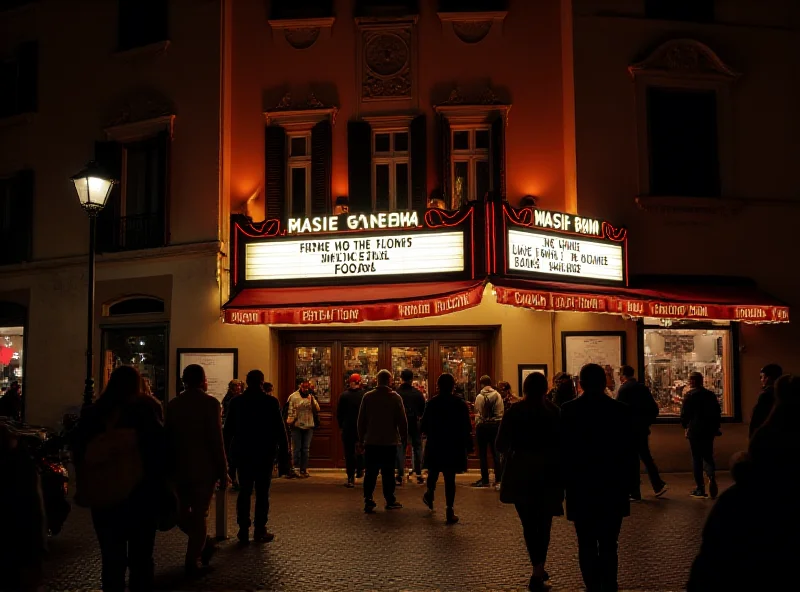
[73,366,167,592]
[681,372,722,499]
[616,365,668,500]
[166,364,228,577]
[472,375,504,488]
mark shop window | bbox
[94,132,169,252]
[642,322,734,417]
[0,326,24,395]
[118,0,169,52]
[391,345,429,398]
[440,344,478,402]
[373,130,410,211]
[450,127,491,208]
[343,346,380,391]
[295,346,332,404]
[108,297,165,316]
[0,170,34,265]
[645,0,714,23]
[102,326,167,402]
[0,41,37,118]
[647,87,720,197]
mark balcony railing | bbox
[97,213,166,253]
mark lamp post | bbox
[71,162,117,407]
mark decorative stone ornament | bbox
[438,11,507,45]
[267,17,335,50]
[628,39,740,80]
[452,20,493,44]
[362,27,413,100]
[283,27,320,50]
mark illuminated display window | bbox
[287,132,311,217]
[642,320,734,417]
[450,126,490,208]
[372,129,410,211]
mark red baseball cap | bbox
[349,373,362,384]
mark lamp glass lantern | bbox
[71,161,117,215]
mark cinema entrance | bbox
[278,328,493,468]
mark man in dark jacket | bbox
[616,365,667,500]
[336,373,365,488]
[681,372,722,499]
[224,369,289,544]
[561,363,637,592]
[749,363,782,437]
[395,369,426,485]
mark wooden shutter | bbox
[156,129,170,244]
[491,115,506,201]
[94,141,123,252]
[11,170,34,262]
[347,120,372,213]
[410,114,426,211]
[311,120,332,215]
[17,41,38,113]
[439,115,451,206]
[265,125,286,220]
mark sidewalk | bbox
[43,472,724,591]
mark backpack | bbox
[76,414,143,509]
[481,392,496,422]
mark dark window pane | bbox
[645,0,714,23]
[290,136,307,157]
[375,133,391,152]
[453,131,469,151]
[375,164,390,210]
[453,161,469,208]
[394,132,409,152]
[291,167,307,215]
[395,162,409,209]
[118,0,169,51]
[0,60,18,118]
[476,159,490,201]
[647,87,720,197]
[125,139,162,216]
[102,327,167,402]
[475,130,490,150]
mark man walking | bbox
[336,373,365,487]
[396,369,426,485]
[472,375,504,488]
[681,372,722,499]
[224,370,289,544]
[749,363,782,437]
[562,363,637,592]
[357,369,407,513]
[616,365,667,500]
[166,364,228,576]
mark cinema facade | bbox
[222,200,789,469]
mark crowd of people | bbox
[2,357,795,592]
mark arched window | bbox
[107,297,165,316]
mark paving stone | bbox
[42,472,722,591]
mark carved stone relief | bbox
[361,27,412,100]
[283,27,320,50]
[628,39,740,79]
[452,20,493,44]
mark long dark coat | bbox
[495,398,564,515]
[420,393,473,474]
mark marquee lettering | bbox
[287,211,420,235]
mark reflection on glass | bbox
[103,328,167,402]
[643,328,732,416]
[291,167,306,216]
[295,346,332,404]
[453,161,468,209]
[391,346,429,399]
[440,345,478,402]
[375,164,390,211]
[343,346,379,392]
[395,162,409,209]
[476,159,490,201]
[0,326,24,394]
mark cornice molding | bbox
[267,16,335,29]
[105,114,175,142]
[437,11,507,23]
[362,113,416,128]
[264,107,338,128]
[628,39,740,81]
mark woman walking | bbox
[73,366,167,592]
[420,373,473,524]
[496,371,563,592]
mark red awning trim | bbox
[224,282,485,325]
[494,284,789,324]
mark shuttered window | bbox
[0,170,34,265]
[0,41,37,118]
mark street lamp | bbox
[71,161,117,407]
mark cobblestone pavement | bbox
[43,472,726,592]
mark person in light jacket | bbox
[472,375,504,487]
[285,381,320,478]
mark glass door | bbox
[390,345,429,399]
[293,346,333,466]
[439,344,479,403]
[343,345,380,392]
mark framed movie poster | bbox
[177,348,238,404]
[561,332,626,393]
[518,364,548,397]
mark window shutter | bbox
[410,114,426,211]
[265,125,286,220]
[491,115,505,201]
[12,169,34,262]
[311,120,332,215]
[17,41,38,113]
[94,141,123,252]
[439,115,451,205]
[156,129,170,244]
[347,120,372,213]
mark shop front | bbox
[224,200,789,468]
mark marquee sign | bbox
[231,207,481,289]
[502,205,628,286]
